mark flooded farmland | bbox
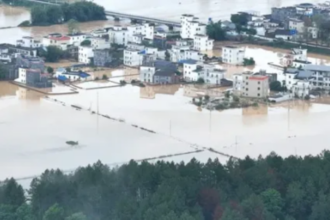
[2,77,330,188]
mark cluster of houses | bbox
[1,11,330,102]
[218,3,327,41]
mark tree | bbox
[80,40,91,46]
[206,21,226,41]
[1,178,25,207]
[43,204,65,220]
[16,204,35,220]
[65,212,87,220]
[47,67,54,75]
[261,188,283,218]
[230,13,248,26]
[45,46,63,62]
[67,19,80,35]
[243,58,255,66]
[31,6,48,25]
[165,51,170,61]
[0,63,9,79]
[270,81,286,92]
[197,78,204,84]
[221,208,247,220]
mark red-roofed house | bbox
[242,75,269,98]
[42,34,70,50]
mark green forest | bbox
[2,151,330,220]
[31,2,106,26]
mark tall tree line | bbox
[3,151,330,220]
[31,2,106,26]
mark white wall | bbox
[16,68,27,83]
[222,47,245,65]
[183,63,198,81]
[140,66,155,82]
[124,50,142,67]
[79,46,94,64]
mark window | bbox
[246,88,248,91]
[258,93,260,97]
[258,81,260,84]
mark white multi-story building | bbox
[284,68,312,96]
[42,34,70,50]
[16,68,27,84]
[108,26,128,46]
[180,14,206,39]
[169,45,204,62]
[127,23,155,42]
[296,3,314,16]
[68,33,88,46]
[90,37,110,49]
[292,81,311,97]
[193,34,214,51]
[140,66,156,83]
[78,46,94,64]
[288,18,305,33]
[222,46,245,65]
[183,61,225,84]
[304,64,330,90]
[307,26,318,39]
[124,49,143,67]
[16,37,41,48]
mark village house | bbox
[16,36,41,49]
[68,33,88,46]
[271,7,297,24]
[288,18,305,33]
[127,23,155,43]
[93,49,112,67]
[283,68,313,97]
[108,26,128,46]
[78,46,94,64]
[304,64,330,90]
[242,75,269,98]
[15,55,52,88]
[78,37,110,64]
[54,68,91,82]
[42,33,70,50]
[222,46,245,65]
[140,60,179,84]
[91,29,109,38]
[180,14,206,39]
[193,34,213,51]
[274,29,295,40]
[280,48,308,67]
[307,26,319,39]
[295,3,314,16]
[124,49,143,67]
[183,60,225,84]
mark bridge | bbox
[24,0,181,27]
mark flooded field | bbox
[2,71,330,186]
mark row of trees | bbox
[31,2,106,26]
[3,151,330,220]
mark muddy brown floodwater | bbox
[2,79,330,188]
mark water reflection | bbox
[140,85,180,99]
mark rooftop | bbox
[275,29,293,36]
[154,69,174,77]
[304,64,330,72]
[249,75,268,81]
[49,36,70,41]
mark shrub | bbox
[18,20,30,27]
[102,74,108,80]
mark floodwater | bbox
[2,78,330,187]
[0,5,29,27]
[94,0,324,21]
